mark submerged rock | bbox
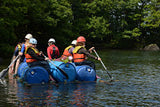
[144,44,159,51]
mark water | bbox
[0,50,160,107]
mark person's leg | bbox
[75,60,95,69]
[39,61,50,72]
[28,61,50,71]
[39,61,56,82]
[74,62,82,66]
[28,61,56,82]
[85,60,95,69]
[9,56,15,74]
[13,58,21,78]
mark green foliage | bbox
[141,0,160,28]
[0,0,159,58]
[87,16,111,39]
[122,28,141,39]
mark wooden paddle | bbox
[42,54,68,79]
[0,55,20,79]
[93,49,114,81]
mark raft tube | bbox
[76,65,96,81]
[49,61,76,82]
[17,62,49,84]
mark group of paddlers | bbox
[9,33,111,84]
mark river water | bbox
[0,50,160,107]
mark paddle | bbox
[93,49,114,81]
[42,53,69,79]
[0,55,20,79]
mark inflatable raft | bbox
[17,62,50,84]
[75,65,96,81]
[17,61,77,84]
[49,61,76,82]
[17,61,96,84]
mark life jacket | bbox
[61,45,73,57]
[73,46,86,62]
[51,45,59,59]
[20,43,27,53]
[24,44,27,50]
[15,43,22,51]
[25,47,40,63]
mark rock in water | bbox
[144,44,159,51]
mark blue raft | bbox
[17,62,49,84]
[75,65,96,81]
[49,61,77,82]
[17,61,77,84]
[17,61,96,84]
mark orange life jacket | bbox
[73,46,86,62]
[61,45,73,58]
[25,47,40,63]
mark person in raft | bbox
[47,38,60,60]
[25,38,54,81]
[73,36,101,69]
[72,36,111,85]
[60,40,77,62]
[9,42,23,74]
[13,33,33,78]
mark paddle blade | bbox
[56,66,69,79]
[0,79,7,86]
[0,68,8,79]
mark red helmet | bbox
[77,36,86,42]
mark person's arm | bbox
[14,47,19,56]
[47,46,52,59]
[68,47,74,54]
[79,48,98,60]
[88,47,95,53]
[21,44,25,53]
[28,48,45,61]
[19,44,25,56]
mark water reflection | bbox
[7,77,97,107]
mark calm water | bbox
[0,50,160,107]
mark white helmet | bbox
[48,38,55,43]
[29,38,37,44]
[25,33,33,39]
[71,40,77,45]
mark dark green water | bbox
[0,50,160,106]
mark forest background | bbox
[0,0,159,58]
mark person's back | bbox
[73,36,101,69]
[9,42,22,74]
[19,34,33,62]
[60,40,77,62]
[13,34,33,77]
[47,38,59,60]
[25,38,55,82]
[73,45,86,63]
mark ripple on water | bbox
[1,50,160,106]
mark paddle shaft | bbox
[93,49,113,80]
[42,54,68,79]
[49,60,69,79]
[9,55,20,68]
[0,55,20,79]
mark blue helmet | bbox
[29,38,37,44]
